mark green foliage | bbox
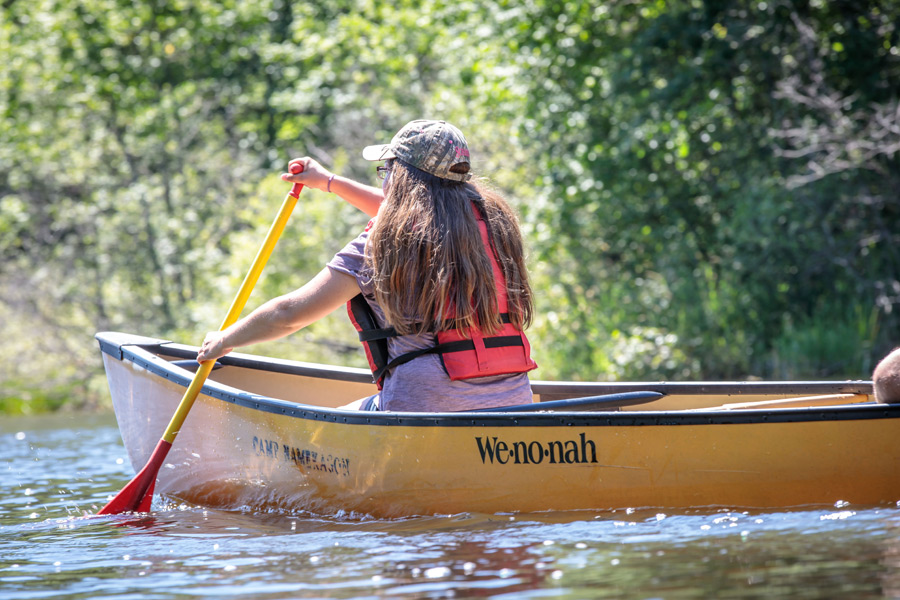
[1,0,898,412]
[769,302,881,379]
[509,0,900,380]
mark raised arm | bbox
[197,267,360,362]
[282,157,384,218]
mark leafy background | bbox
[1,0,898,412]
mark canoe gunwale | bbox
[95,331,888,428]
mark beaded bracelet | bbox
[327,175,335,193]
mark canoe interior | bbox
[98,331,875,412]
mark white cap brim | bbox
[362,143,396,161]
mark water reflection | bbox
[3,414,900,599]
[880,531,900,598]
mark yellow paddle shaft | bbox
[162,189,300,444]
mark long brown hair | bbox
[366,160,533,336]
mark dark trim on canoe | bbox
[96,331,886,428]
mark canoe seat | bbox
[475,390,664,412]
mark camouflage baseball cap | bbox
[362,120,472,182]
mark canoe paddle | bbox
[98,165,305,515]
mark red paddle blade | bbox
[98,439,172,515]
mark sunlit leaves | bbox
[1,0,898,411]
[512,0,899,379]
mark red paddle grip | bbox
[289,163,304,198]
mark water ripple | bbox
[2,414,900,599]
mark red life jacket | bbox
[346,207,537,389]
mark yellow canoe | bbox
[96,331,896,518]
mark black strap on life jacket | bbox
[348,294,391,384]
[348,293,524,386]
[356,313,513,342]
[370,333,526,386]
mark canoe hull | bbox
[97,333,900,517]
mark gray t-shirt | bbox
[326,225,533,412]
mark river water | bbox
[2,413,899,599]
